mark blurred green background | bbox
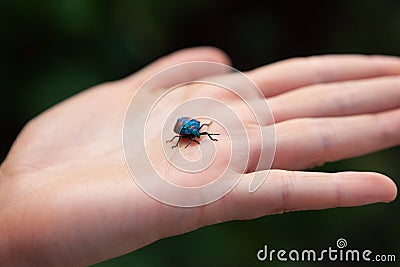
[1,1,399,266]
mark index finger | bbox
[246,55,400,97]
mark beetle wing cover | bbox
[173,117,191,134]
[186,119,200,134]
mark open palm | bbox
[1,47,399,266]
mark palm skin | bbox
[0,47,399,266]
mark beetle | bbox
[166,117,220,148]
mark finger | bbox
[201,170,396,223]
[268,76,400,123]
[246,55,400,98]
[46,47,231,129]
[125,46,231,86]
[271,108,400,170]
[57,47,231,108]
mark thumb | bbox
[125,46,232,88]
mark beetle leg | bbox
[200,132,220,141]
[184,140,192,148]
[207,133,219,141]
[198,121,213,131]
[184,137,200,148]
[171,136,182,148]
[168,135,203,148]
[167,135,184,148]
[166,135,180,143]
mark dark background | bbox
[1,1,399,266]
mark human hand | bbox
[0,47,399,266]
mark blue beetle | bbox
[166,117,220,148]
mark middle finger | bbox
[268,76,400,123]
